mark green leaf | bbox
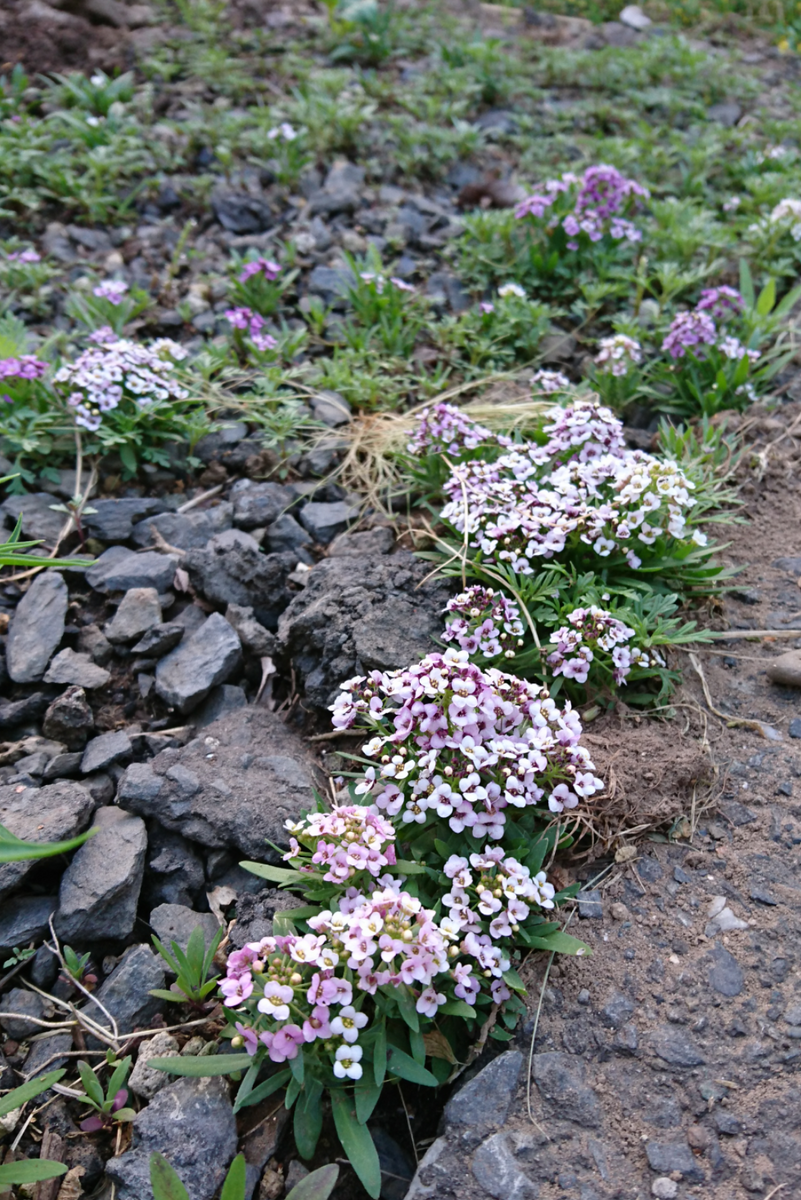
[756,276,776,316]
[106,1056,132,1105]
[739,258,755,308]
[433,838,454,860]
[0,1070,65,1118]
[355,1078,382,1125]
[393,859,427,874]
[147,1054,254,1077]
[386,1045,438,1087]
[119,443,137,474]
[232,1063,260,1113]
[0,1160,68,1185]
[150,1152,190,1200]
[331,1090,381,1200]
[239,861,306,884]
[285,1074,302,1110]
[149,989,186,1003]
[439,999,476,1019]
[294,1080,323,1160]
[525,931,591,956]
[290,1049,305,1086]
[113,1107,137,1122]
[490,1027,513,1042]
[0,822,97,863]
[285,1164,339,1200]
[395,987,419,1032]
[409,1028,425,1066]
[234,1068,291,1112]
[185,925,205,980]
[77,1060,105,1108]
[501,968,526,994]
[373,1021,386,1087]
[220,1154,247,1200]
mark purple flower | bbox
[695,286,743,320]
[661,310,717,359]
[92,280,129,305]
[0,355,47,382]
[234,1021,259,1055]
[238,258,281,283]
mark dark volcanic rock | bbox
[6,570,68,682]
[532,1052,602,1127]
[230,480,293,530]
[1,492,66,543]
[212,190,273,234]
[149,902,220,953]
[131,504,233,550]
[0,780,95,901]
[155,612,242,714]
[0,894,57,951]
[87,943,166,1047]
[105,1076,237,1200]
[117,706,320,858]
[55,808,147,942]
[84,497,171,542]
[86,547,179,594]
[277,552,451,707]
[184,543,296,628]
[142,826,205,908]
[42,686,95,749]
[443,1050,523,1134]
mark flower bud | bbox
[402,929,414,942]
[448,945,460,958]
[444,766,453,776]
[231,1035,243,1048]
[476,883,485,893]
[290,973,302,985]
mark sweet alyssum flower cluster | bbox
[441,585,525,661]
[53,332,188,432]
[515,164,649,251]
[661,286,758,363]
[407,402,509,458]
[283,805,397,883]
[224,306,278,353]
[546,605,637,685]
[0,354,47,404]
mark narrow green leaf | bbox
[525,931,591,956]
[239,862,306,884]
[490,1027,513,1042]
[373,1020,386,1087]
[285,1163,339,1200]
[203,927,225,974]
[184,926,205,980]
[331,1090,381,1200]
[234,1068,290,1112]
[756,277,776,316]
[294,1083,323,1160]
[0,823,97,863]
[232,1063,260,1114]
[501,968,526,994]
[147,1054,254,1077]
[150,1152,190,1200]
[393,859,427,874]
[0,1070,65,1118]
[439,999,476,1019]
[220,1154,247,1200]
[149,989,185,1003]
[355,1079,382,1125]
[285,1074,302,1110]
[396,987,419,1032]
[409,1028,425,1066]
[106,1056,132,1104]
[739,258,754,308]
[77,1060,104,1107]
[290,1049,305,1085]
[0,1160,68,1185]
[386,1045,438,1087]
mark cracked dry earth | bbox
[406,404,801,1200]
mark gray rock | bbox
[474,108,518,135]
[105,1076,237,1200]
[310,389,351,427]
[601,992,634,1029]
[88,943,166,1046]
[83,497,171,542]
[131,623,185,658]
[42,687,95,750]
[444,1050,522,1132]
[143,827,205,909]
[1,492,66,543]
[0,692,51,730]
[784,1002,801,1026]
[184,544,296,628]
[532,1052,601,1127]
[224,604,275,656]
[30,944,58,988]
[129,1032,179,1100]
[117,706,320,858]
[150,903,220,954]
[472,1133,538,1199]
[277,552,451,708]
[0,894,57,952]
[55,808,147,942]
[227,887,306,947]
[707,944,744,997]
[766,650,801,688]
[650,1026,706,1067]
[43,648,111,689]
[307,264,355,302]
[0,987,46,1039]
[651,1179,678,1200]
[212,189,273,233]
[24,1033,74,1079]
[645,1141,704,1183]
[155,613,242,714]
[77,623,114,665]
[206,527,261,553]
[263,513,311,555]
[299,500,359,544]
[613,1022,639,1055]
[86,546,178,594]
[83,773,115,805]
[577,888,603,918]
[131,504,233,550]
[231,481,293,530]
[0,780,95,901]
[7,571,68,682]
[706,101,742,127]
[81,729,132,774]
[195,422,248,464]
[193,684,248,728]
[328,526,394,557]
[105,587,162,643]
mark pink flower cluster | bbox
[515,164,649,250]
[407,401,510,457]
[238,258,281,283]
[695,286,743,319]
[531,369,570,394]
[53,333,187,432]
[547,605,636,685]
[3,249,40,264]
[594,334,643,377]
[0,355,47,381]
[438,401,701,574]
[332,646,603,827]
[224,306,278,353]
[92,280,129,305]
[283,804,397,883]
[541,397,626,461]
[662,288,753,362]
[359,273,414,294]
[441,584,525,660]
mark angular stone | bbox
[0,780,95,901]
[88,944,166,1046]
[55,808,147,942]
[766,650,801,688]
[155,613,242,714]
[224,604,275,656]
[24,1033,73,1080]
[118,706,320,860]
[193,684,248,728]
[328,526,394,557]
[231,481,293,531]
[105,1076,237,1200]
[298,499,359,544]
[7,571,68,682]
[601,992,634,1029]
[577,889,603,918]
[0,894,57,952]
[83,497,170,542]
[105,588,162,643]
[131,623,184,658]
[650,1026,706,1066]
[42,687,95,750]
[184,544,296,628]
[143,827,205,909]
[645,1141,704,1183]
[310,389,351,427]
[77,623,113,665]
[212,189,273,233]
[86,547,179,594]
[131,504,233,551]
[706,101,742,127]
[0,692,51,730]
[707,944,744,997]
[263,513,311,555]
[81,729,132,774]
[43,648,111,689]
[1,492,66,543]
[0,987,47,1039]
[195,422,248,464]
[444,1050,523,1132]
[128,1032,179,1100]
[532,1052,601,1127]
[472,1132,538,1200]
[149,903,220,954]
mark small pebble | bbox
[789,717,801,738]
[611,901,629,920]
[652,1180,678,1200]
[577,988,591,1005]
